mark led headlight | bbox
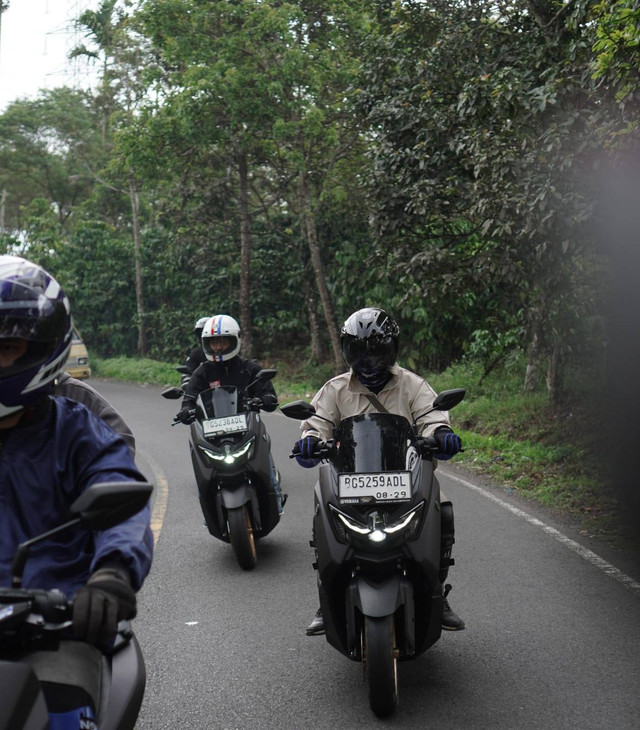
[329,502,424,544]
[199,436,255,465]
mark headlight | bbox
[199,436,255,465]
[329,502,424,545]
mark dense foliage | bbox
[0,0,637,396]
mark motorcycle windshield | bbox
[333,413,416,473]
[196,386,240,419]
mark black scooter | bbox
[281,389,465,718]
[162,369,281,570]
[0,481,153,730]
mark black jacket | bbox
[183,346,208,376]
[182,356,277,411]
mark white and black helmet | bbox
[202,314,241,362]
[0,256,73,418]
[194,316,210,342]
[340,308,399,376]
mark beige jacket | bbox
[301,364,450,442]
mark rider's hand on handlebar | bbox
[292,436,325,468]
[433,427,463,460]
[175,407,195,424]
[296,436,322,459]
[72,565,137,648]
[260,393,278,412]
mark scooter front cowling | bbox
[313,455,445,661]
[188,412,280,542]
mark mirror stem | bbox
[11,517,83,588]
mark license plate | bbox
[338,471,412,504]
[202,414,247,436]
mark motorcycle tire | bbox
[227,505,257,571]
[362,615,398,717]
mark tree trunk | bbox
[300,184,342,373]
[238,153,253,358]
[546,339,563,404]
[129,181,147,356]
[524,288,544,392]
[523,328,541,392]
[0,188,6,234]
[305,272,322,363]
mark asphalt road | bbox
[89,378,640,730]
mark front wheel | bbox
[362,615,398,717]
[227,505,257,570]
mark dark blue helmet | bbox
[0,256,72,418]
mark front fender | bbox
[220,485,254,510]
[350,574,407,618]
[347,574,416,657]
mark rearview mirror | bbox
[70,481,154,531]
[161,386,183,400]
[280,400,316,420]
[11,481,153,586]
[256,369,277,381]
[431,388,466,411]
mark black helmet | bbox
[340,308,399,377]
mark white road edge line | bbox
[445,469,640,596]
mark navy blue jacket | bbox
[0,396,153,598]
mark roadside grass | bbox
[93,352,625,545]
[93,356,179,386]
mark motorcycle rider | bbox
[295,307,465,635]
[0,256,154,726]
[181,316,211,385]
[177,314,287,513]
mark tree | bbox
[131,0,372,368]
[0,89,101,233]
[356,0,606,392]
[72,0,153,355]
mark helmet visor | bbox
[0,338,52,379]
[343,335,396,373]
[203,335,239,357]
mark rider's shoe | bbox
[306,608,325,636]
[441,584,465,631]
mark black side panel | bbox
[99,636,146,730]
[0,661,48,730]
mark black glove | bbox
[434,428,462,460]
[296,436,321,459]
[73,565,137,647]
[176,406,195,424]
[260,393,278,411]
